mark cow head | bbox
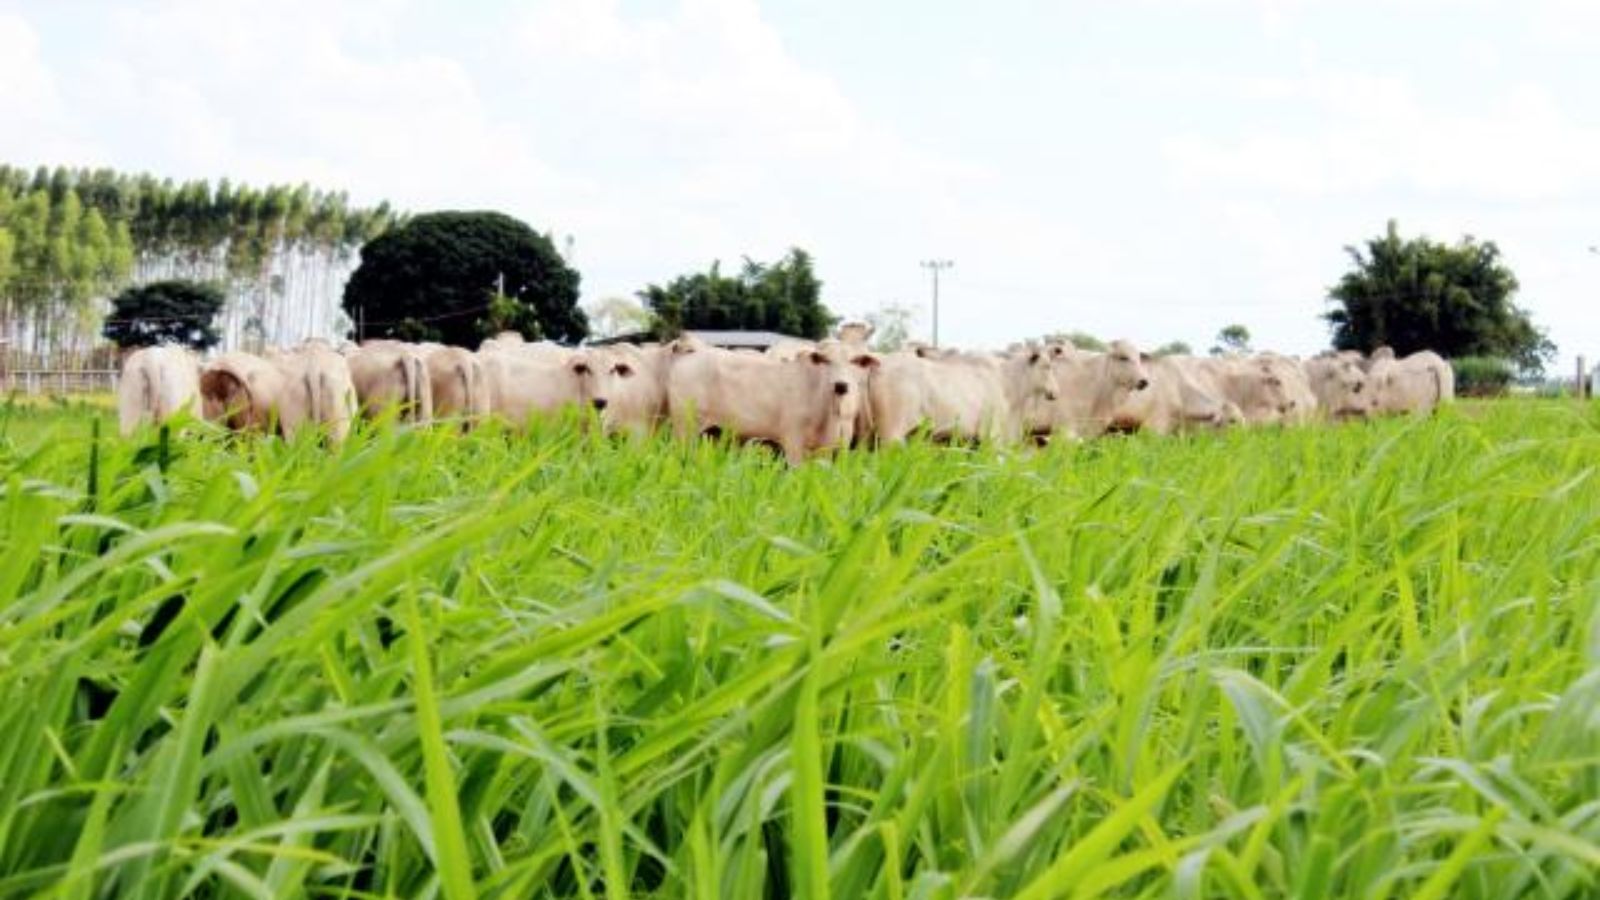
[799,347,862,447]
[1023,349,1061,402]
[1105,340,1151,392]
[1317,360,1371,418]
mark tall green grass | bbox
[2,401,1599,898]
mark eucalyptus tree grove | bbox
[0,164,398,363]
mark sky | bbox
[3,0,1598,365]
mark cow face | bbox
[1105,340,1151,392]
[803,348,862,445]
[1252,363,1295,418]
[1023,350,1061,402]
[572,350,645,420]
[1318,361,1370,418]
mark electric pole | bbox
[921,259,953,347]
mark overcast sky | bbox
[3,0,1598,363]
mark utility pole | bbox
[494,272,506,298]
[920,259,953,347]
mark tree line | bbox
[0,164,397,364]
[29,167,1547,384]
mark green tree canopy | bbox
[1326,220,1553,373]
[640,248,834,340]
[1153,340,1193,357]
[1210,324,1251,356]
[342,211,585,346]
[102,279,224,350]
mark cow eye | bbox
[613,364,634,377]
[573,363,591,375]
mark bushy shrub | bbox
[1452,356,1514,397]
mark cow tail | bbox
[305,371,320,427]
[141,362,156,424]
[407,356,424,421]
[397,357,416,421]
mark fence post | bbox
[1579,355,1589,400]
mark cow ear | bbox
[851,354,880,370]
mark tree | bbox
[102,280,224,350]
[639,248,834,339]
[864,302,915,352]
[1153,340,1193,356]
[342,211,584,346]
[1041,331,1105,352]
[1210,324,1251,356]
[1326,220,1553,374]
[585,295,652,339]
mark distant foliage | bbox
[1153,341,1193,357]
[865,303,915,352]
[1210,324,1251,356]
[640,248,834,340]
[585,295,652,340]
[343,211,587,346]
[0,164,397,359]
[1326,220,1553,374]
[1042,331,1105,352]
[103,280,225,351]
[1451,356,1515,397]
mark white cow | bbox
[862,347,1058,445]
[666,339,867,464]
[423,345,491,426]
[1041,340,1154,438]
[268,345,358,442]
[200,352,287,433]
[481,348,584,427]
[1186,356,1295,425]
[345,341,433,423]
[117,345,201,436]
[1302,355,1371,420]
[571,343,670,436]
[1367,350,1454,415]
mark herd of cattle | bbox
[116,323,1454,462]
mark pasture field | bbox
[2,400,1599,899]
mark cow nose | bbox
[591,398,608,411]
[833,381,849,396]
[1135,378,1150,391]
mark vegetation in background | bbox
[1210,323,1252,356]
[864,302,915,352]
[1152,340,1193,356]
[640,248,834,339]
[0,164,397,358]
[584,295,653,340]
[101,279,225,351]
[1326,219,1553,374]
[1,402,1597,897]
[342,211,586,346]
[1451,355,1516,397]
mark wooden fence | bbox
[3,369,120,396]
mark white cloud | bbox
[0,13,102,163]
[1164,76,1600,201]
